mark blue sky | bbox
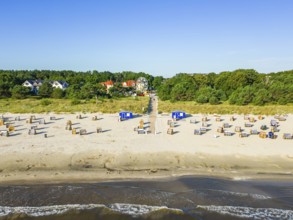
[0,0,292,77]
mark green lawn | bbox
[0,97,150,114]
[158,100,293,115]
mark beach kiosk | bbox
[171,111,186,120]
[119,111,133,121]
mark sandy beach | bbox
[0,112,293,184]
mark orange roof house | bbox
[101,80,114,92]
[122,80,136,87]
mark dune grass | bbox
[1,98,292,115]
[158,100,293,115]
[0,97,150,114]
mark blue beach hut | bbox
[171,111,186,120]
[119,111,133,120]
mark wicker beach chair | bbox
[80,129,87,135]
[138,129,146,134]
[194,129,202,135]
[283,133,293,140]
[235,126,242,132]
[217,127,224,133]
[239,132,249,138]
[167,128,173,135]
[224,131,233,136]
[200,127,207,134]
[223,123,230,128]
[245,123,253,127]
[259,131,267,138]
[96,127,102,133]
[250,129,258,135]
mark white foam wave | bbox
[109,203,182,216]
[0,203,182,217]
[210,189,271,200]
[198,205,293,220]
[0,204,104,217]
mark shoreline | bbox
[1,159,293,186]
[1,170,293,186]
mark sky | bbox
[0,0,293,77]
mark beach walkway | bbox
[148,95,157,134]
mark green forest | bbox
[157,69,293,106]
[0,69,292,106]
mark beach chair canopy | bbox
[171,111,186,119]
[119,111,133,119]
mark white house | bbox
[22,80,69,93]
[136,77,148,92]
[51,80,69,90]
[22,80,43,93]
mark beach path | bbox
[148,95,157,134]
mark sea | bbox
[0,176,292,220]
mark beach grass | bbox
[158,100,293,115]
[1,98,292,115]
[0,97,149,114]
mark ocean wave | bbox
[198,205,293,220]
[208,189,271,200]
[109,203,182,216]
[0,204,104,217]
[0,203,182,218]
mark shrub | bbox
[71,99,81,105]
[209,96,219,105]
[196,95,208,104]
[278,98,287,105]
[40,99,52,106]
[11,85,31,99]
[51,88,64,99]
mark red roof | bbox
[122,80,136,87]
[101,80,114,86]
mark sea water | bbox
[0,176,292,220]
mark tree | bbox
[195,87,221,104]
[51,88,64,99]
[170,82,196,101]
[65,84,81,99]
[252,89,272,106]
[157,82,172,100]
[229,86,255,105]
[152,76,164,90]
[11,85,31,99]
[109,83,124,97]
[38,81,53,98]
[96,84,107,97]
[196,95,209,104]
[79,83,97,99]
[0,82,11,98]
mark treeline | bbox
[1,69,292,105]
[0,70,164,99]
[157,69,293,105]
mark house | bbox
[51,80,69,90]
[22,80,43,94]
[101,80,114,92]
[23,80,69,94]
[122,80,136,88]
[136,77,148,93]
